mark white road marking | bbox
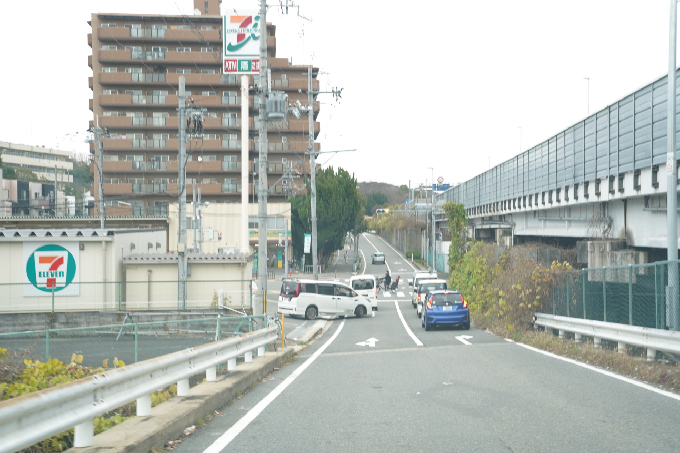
[383,292,391,297]
[455,335,473,346]
[356,337,379,347]
[203,321,346,453]
[394,301,423,347]
[515,341,680,403]
[397,291,405,298]
[378,237,417,272]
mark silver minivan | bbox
[278,279,372,320]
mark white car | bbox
[415,279,448,318]
[410,273,438,308]
[371,252,386,264]
[278,279,372,320]
[349,274,378,311]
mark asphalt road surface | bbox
[172,233,680,453]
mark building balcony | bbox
[255,119,320,134]
[103,183,133,195]
[99,49,222,66]
[88,33,92,47]
[89,76,93,90]
[270,78,319,92]
[96,26,221,44]
[97,72,249,87]
[98,93,243,109]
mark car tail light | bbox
[426,301,433,311]
[462,298,468,308]
[293,284,300,298]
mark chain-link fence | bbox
[551,260,680,330]
[0,280,252,313]
[0,315,267,369]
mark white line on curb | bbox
[514,341,680,403]
[203,321,346,453]
[395,301,423,347]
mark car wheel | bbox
[355,305,366,318]
[421,315,425,328]
[424,317,431,331]
[463,321,470,330]
[417,309,421,319]
[305,306,318,320]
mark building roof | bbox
[124,252,253,262]
[0,228,165,239]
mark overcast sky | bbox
[0,0,674,191]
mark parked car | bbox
[371,252,386,264]
[411,273,438,307]
[349,274,378,311]
[421,290,470,331]
[416,279,448,318]
[278,279,372,320]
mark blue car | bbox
[421,290,470,331]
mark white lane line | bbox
[203,321,346,453]
[514,342,680,403]
[394,301,423,347]
[379,237,417,272]
[363,234,391,276]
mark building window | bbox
[102,89,118,95]
[100,23,117,27]
[281,74,287,80]
[201,155,217,161]
[152,24,167,29]
[202,91,216,96]
[205,112,217,117]
[202,178,217,184]
[125,46,142,52]
[102,67,117,73]
[152,46,168,52]
[153,134,169,140]
[176,68,191,74]
[103,155,119,161]
[202,134,218,140]
[101,45,118,50]
[177,25,191,29]
[125,90,142,95]
[201,25,213,30]
[153,178,169,184]
[205,1,208,12]
[248,216,258,229]
[125,111,143,117]
[175,47,191,52]
[103,111,119,116]
[201,47,213,52]
[127,178,144,184]
[125,155,143,161]
[124,24,141,29]
[125,67,142,73]
[201,69,216,74]
[103,178,119,184]
[154,155,170,161]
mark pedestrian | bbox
[384,270,391,292]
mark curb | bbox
[74,347,295,453]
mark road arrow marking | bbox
[356,337,379,347]
[455,335,473,346]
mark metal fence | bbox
[0,280,252,313]
[0,315,267,369]
[550,260,680,330]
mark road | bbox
[172,233,680,452]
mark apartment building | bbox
[88,0,320,218]
[0,141,74,186]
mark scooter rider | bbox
[384,270,391,292]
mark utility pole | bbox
[308,66,318,280]
[429,168,435,272]
[284,218,289,277]
[198,187,203,253]
[88,116,109,228]
[193,180,197,253]
[667,0,679,330]
[256,0,268,316]
[178,77,188,309]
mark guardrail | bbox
[534,312,680,361]
[0,326,278,452]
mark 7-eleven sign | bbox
[24,243,79,296]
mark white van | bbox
[278,279,372,320]
[349,274,378,311]
[415,279,448,317]
[410,272,438,307]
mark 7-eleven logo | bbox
[34,252,68,289]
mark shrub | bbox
[405,250,420,261]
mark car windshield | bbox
[374,253,384,257]
[420,282,446,293]
[352,280,374,290]
[432,292,463,305]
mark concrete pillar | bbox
[73,419,93,448]
[228,358,237,370]
[206,366,217,382]
[258,346,265,357]
[245,351,253,362]
[177,378,189,396]
[647,348,657,362]
[136,394,151,416]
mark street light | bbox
[427,167,434,272]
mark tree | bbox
[364,192,388,215]
[291,167,362,267]
[14,168,40,182]
[351,189,368,253]
[399,184,409,196]
[443,201,471,268]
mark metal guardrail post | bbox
[629,265,633,325]
[603,268,607,323]
[134,323,138,363]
